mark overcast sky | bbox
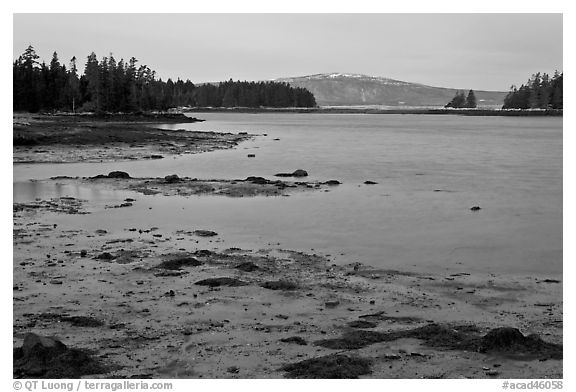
[13,13,562,91]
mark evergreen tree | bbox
[465,90,477,108]
[502,71,562,109]
[445,91,466,108]
[13,46,318,113]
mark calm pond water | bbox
[13,113,562,276]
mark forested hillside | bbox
[13,46,317,113]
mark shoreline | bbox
[183,107,563,117]
[12,115,563,379]
[13,114,252,164]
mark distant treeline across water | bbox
[503,72,563,110]
[13,46,317,113]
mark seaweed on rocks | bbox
[235,262,259,272]
[261,280,298,291]
[156,256,202,270]
[280,336,308,345]
[479,328,563,360]
[280,354,372,378]
[13,333,107,378]
[36,313,104,327]
[314,323,563,360]
[347,320,378,329]
[195,277,248,287]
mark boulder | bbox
[193,230,218,237]
[292,169,308,177]
[13,333,106,378]
[107,171,130,179]
[164,174,181,184]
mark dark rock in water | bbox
[245,176,269,184]
[238,132,248,135]
[13,333,106,378]
[80,250,87,257]
[347,320,378,329]
[193,230,218,237]
[275,169,308,178]
[542,279,561,284]
[235,262,259,272]
[107,171,131,179]
[164,174,181,183]
[261,280,298,291]
[150,155,164,159]
[364,180,378,185]
[280,336,308,345]
[281,354,372,378]
[325,301,340,308]
[247,154,256,158]
[324,180,341,185]
[470,206,482,211]
[292,169,308,177]
[156,256,202,270]
[96,252,115,260]
[195,277,248,287]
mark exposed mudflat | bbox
[65,172,340,198]
[13,114,251,164]
[13,195,563,378]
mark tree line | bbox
[502,72,563,110]
[445,90,477,109]
[13,46,317,113]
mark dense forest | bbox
[13,46,317,113]
[502,72,563,110]
[445,90,477,109]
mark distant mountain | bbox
[276,73,508,108]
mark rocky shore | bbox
[13,115,563,379]
[13,113,251,163]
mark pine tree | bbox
[13,46,318,112]
[465,90,477,108]
[445,91,466,108]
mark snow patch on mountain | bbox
[278,73,413,86]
